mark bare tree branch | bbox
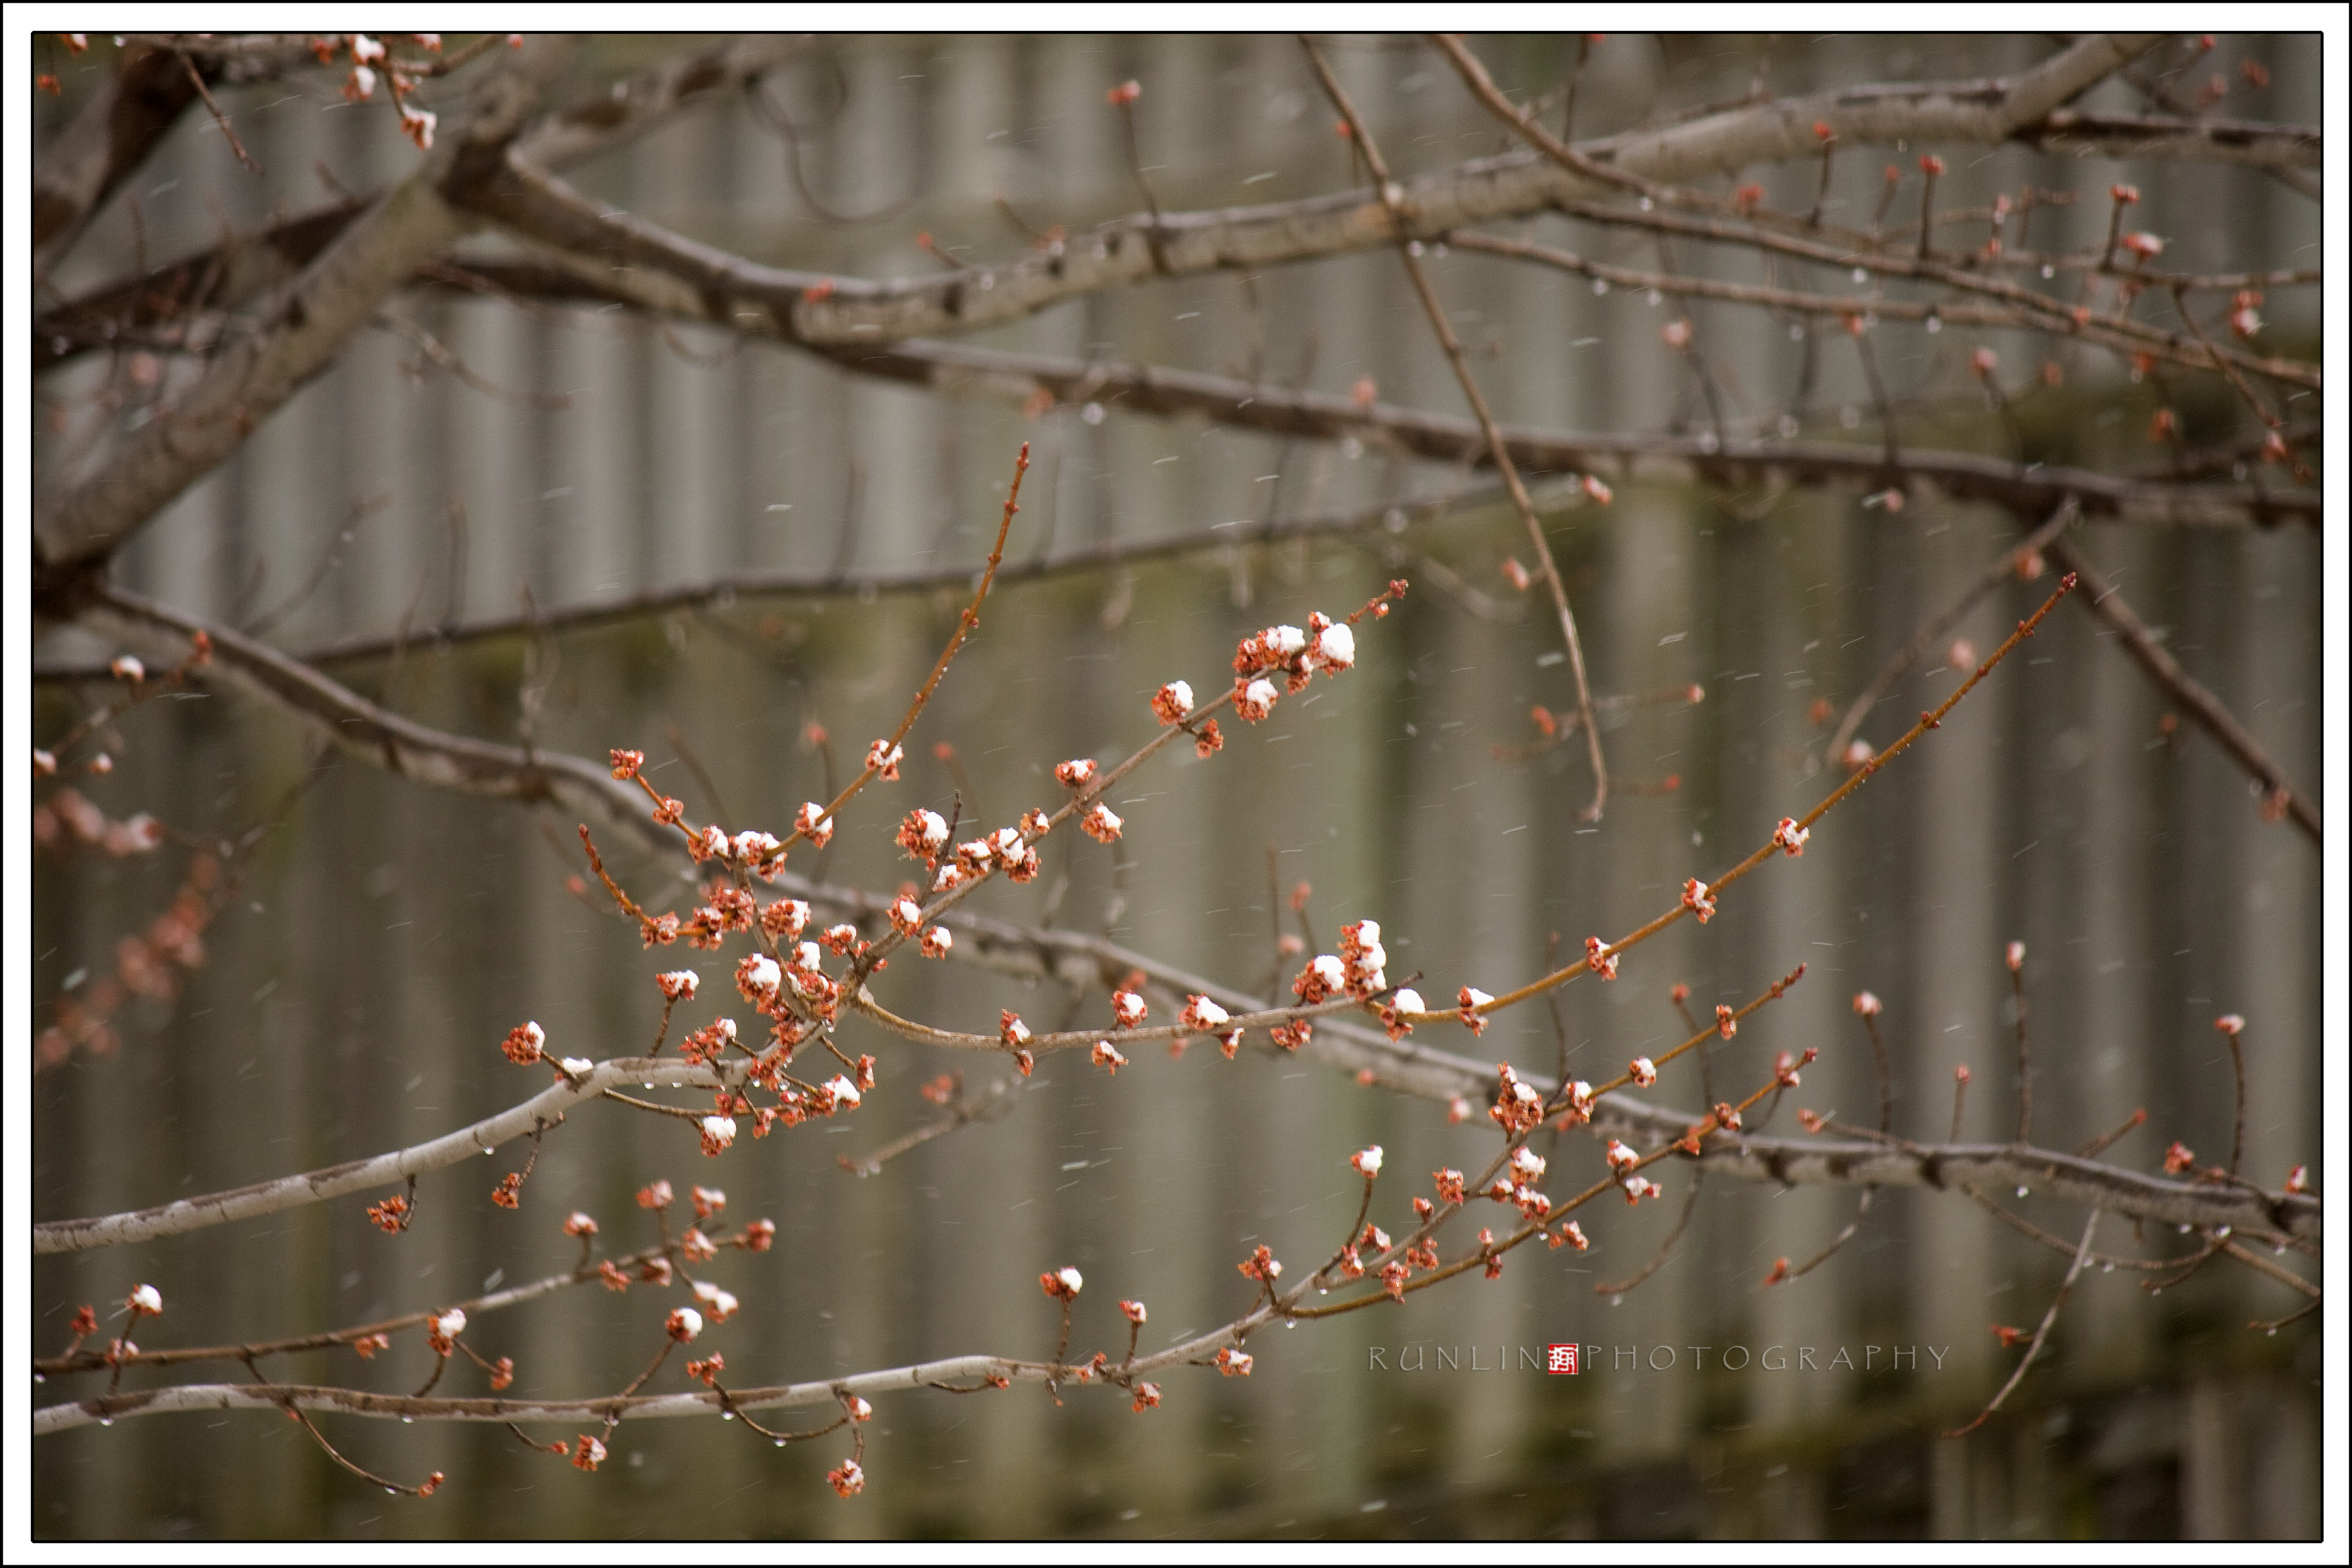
[33,1057,725,1254]
[77,583,668,855]
[2046,538,2319,843]
[511,34,814,168]
[449,37,2192,354]
[33,36,580,585]
[1826,500,2080,765]
[2010,108,2322,169]
[33,38,316,278]
[1574,34,2166,184]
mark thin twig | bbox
[1828,500,2078,766]
[1304,38,1609,820]
[2046,537,2318,842]
[1945,1208,2100,1438]
[180,53,262,174]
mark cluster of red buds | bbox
[317,33,448,149]
[1489,1062,1546,1135]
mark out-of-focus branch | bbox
[2047,538,2319,843]
[2010,108,2322,170]
[1573,33,2165,185]
[33,38,806,376]
[35,485,1493,678]
[446,38,2210,354]
[511,34,813,168]
[1304,37,1609,819]
[33,36,580,585]
[33,38,317,278]
[75,584,669,855]
[1826,500,2079,765]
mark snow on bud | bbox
[699,1115,737,1155]
[828,1460,864,1497]
[1628,1056,1657,1087]
[2215,1013,2244,1037]
[1236,677,1279,721]
[433,1308,466,1340]
[693,1279,740,1321]
[1000,1011,1031,1048]
[1092,1039,1128,1074]
[501,1020,546,1064]
[1852,991,1881,1017]
[1350,1145,1384,1178]
[886,896,924,935]
[657,970,698,1002]
[128,1284,163,1316]
[1042,1266,1084,1300]
[564,1211,598,1237]
[1581,474,1613,505]
[899,808,949,860]
[1681,878,1716,922]
[1054,757,1097,788]
[2120,231,2164,260]
[1120,1298,1149,1325]
[1132,1382,1161,1412]
[1293,953,1346,1004]
[737,953,782,1000]
[1315,621,1356,671]
[1434,1168,1466,1205]
[2005,940,2025,973]
[691,1185,726,1219]
[1082,803,1123,843]
[825,1075,861,1108]
[2285,1165,2308,1195]
[2164,1141,2197,1175]
[1152,680,1194,724]
[795,802,835,846]
[109,655,145,683]
[1605,1138,1639,1174]
[1390,987,1424,1017]
[1457,987,1493,1036]
[1585,935,1619,981]
[667,1307,703,1342]
[1106,79,1141,105]
[865,739,904,780]
[399,104,436,151]
[1178,994,1230,1033]
[1111,988,1148,1028]
[1238,1245,1281,1282]
[1216,1347,1253,1377]
[763,898,810,942]
[1510,1145,1546,1180]
[1773,817,1809,855]
[1716,1004,1737,1039]
[920,925,953,959]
